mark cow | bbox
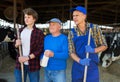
[0,27,17,60]
[111,33,120,61]
[99,32,120,68]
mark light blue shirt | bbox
[44,34,69,70]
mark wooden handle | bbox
[83,28,91,82]
[15,24,24,82]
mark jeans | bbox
[44,69,66,82]
[14,65,40,82]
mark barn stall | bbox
[0,0,120,82]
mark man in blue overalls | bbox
[68,6,108,82]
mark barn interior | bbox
[0,0,120,25]
[0,0,120,82]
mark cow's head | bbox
[102,53,112,68]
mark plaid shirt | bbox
[68,25,107,54]
[15,25,44,72]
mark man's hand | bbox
[44,50,54,57]
[79,58,91,66]
[18,56,29,63]
[15,39,22,48]
[85,45,95,53]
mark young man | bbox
[14,8,44,82]
[68,6,108,82]
[42,18,69,82]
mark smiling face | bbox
[73,10,86,26]
[49,22,61,35]
[24,14,36,27]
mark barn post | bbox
[69,0,72,30]
[13,0,24,82]
[13,0,16,28]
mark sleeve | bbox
[68,30,76,55]
[53,36,69,60]
[93,26,107,47]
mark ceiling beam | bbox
[29,1,117,8]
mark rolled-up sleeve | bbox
[68,31,76,55]
[92,26,107,47]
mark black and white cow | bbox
[100,32,120,68]
[111,33,120,61]
[0,27,17,60]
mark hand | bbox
[18,56,29,63]
[85,45,95,53]
[79,58,91,66]
[15,39,22,47]
[44,50,54,57]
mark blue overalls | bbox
[71,28,99,82]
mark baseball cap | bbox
[70,6,87,15]
[48,18,62,25]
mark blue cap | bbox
[70,6,87,15]
[48,18,62,25]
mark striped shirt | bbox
[68,25,107,54]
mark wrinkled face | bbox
[73,10,86,26]
[24,14,36,26]
[49,22,61,34]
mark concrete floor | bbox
[0,56,120,82]
[0,56,72,82]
